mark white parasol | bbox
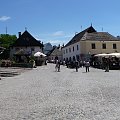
[94,53,109,57]
[34,52,46,57]
[108,53,120,58]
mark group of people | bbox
[74,60,90,72]
[55,59,90,72]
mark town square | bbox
[0,64,120,119]
[1,0,120,119]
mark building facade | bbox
[47,46,63,62]
[62,26,120,61]
[10,30,43,61]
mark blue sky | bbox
[0,0,120,45]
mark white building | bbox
[62,26,120,62]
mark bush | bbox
[0,60,13,67]
[11,63,33,68]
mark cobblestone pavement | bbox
[0,64,120,120]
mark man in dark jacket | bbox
[104,58,109,72]
[75,60,79,72]
[85,61,90,72]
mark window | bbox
[73,46,74,52]
[66,58,68,61]
[69,48,71,52]
[64,50,65,54]
[66,49,68,53]
[91,43,96,49]
[73,56,75,61]
[76,55,79,60]
[77,45,79,50]
[102,43,106,49]
[113,43,117,49]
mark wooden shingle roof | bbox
[12,30,43,47]
[64,26,120,48]
[82,32,118,41]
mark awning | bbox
[108,53,120,58]
[94,53,109,57]
[94,53,120,58]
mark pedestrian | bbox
[79,60,83,67]
[57,61,61,72]
[55,60,58,71]
[63,60,65,66]
[104,58,109,72]
[85,61,90,72]
[75,60,79,72]
[83,61,86,67]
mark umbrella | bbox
[108,53,120,58]
[94,53,109,57]
[34,52,46,57]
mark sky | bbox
[0,0,120,45]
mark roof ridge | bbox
[12,30,43,47]
[64,26,97,47]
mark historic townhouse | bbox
[62,26,120,61]
[10,30,43,62]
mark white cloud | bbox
[47,40,62,44]
[52,31,64,37]
[46,39,68,45]
[34,32,74,45]
[0,16,11,21]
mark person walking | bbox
[55,60,58,72]
[104,58,109,72]
[85,61,90,72]
[75,60,79,72]
[57,61,61,72]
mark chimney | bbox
[18,32,21,38]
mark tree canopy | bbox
[0,34,17,48]
[0,34,17,59]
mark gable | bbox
[12,31,43,47]
[64,26,96,47]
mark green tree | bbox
[0,34,17,59]
[0,34,17,48]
